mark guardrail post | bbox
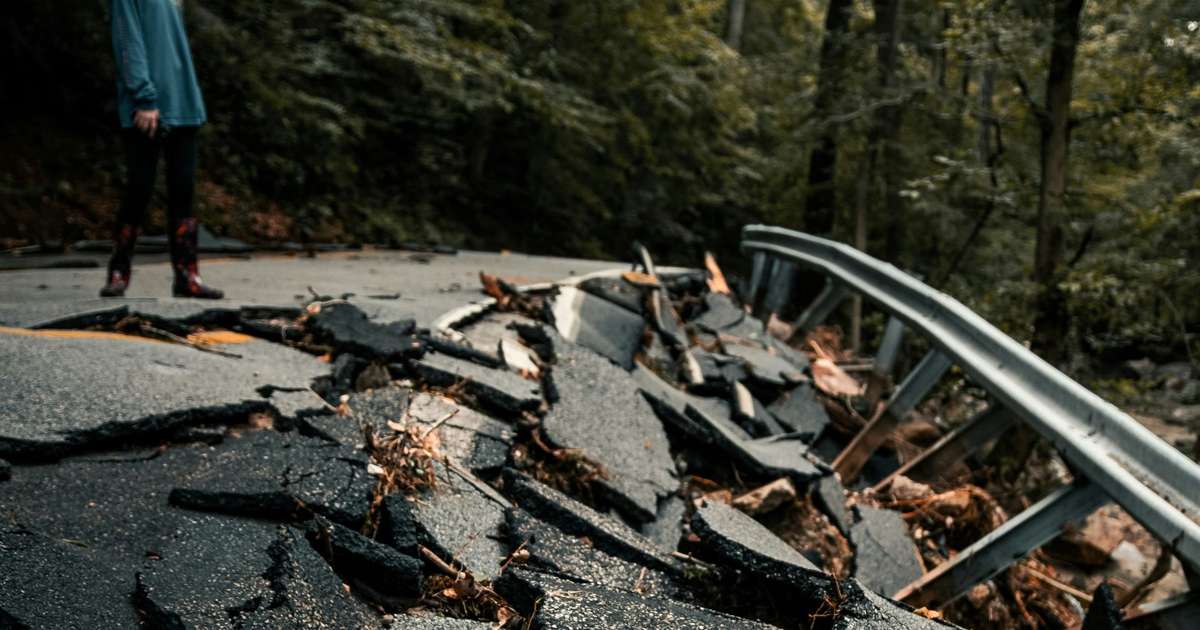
[894,480,1109,608]
[864,316,905,406]
[873,404,1019,492]
[760,260,797,321]
[833,350,952,482]
[792,279,849,331]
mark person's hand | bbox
[133,109,160,138]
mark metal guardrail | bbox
[741,225,1200,618]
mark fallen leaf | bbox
[811,358,864,396]
[705,252,731,294]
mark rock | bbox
[168,431,376,529]
[504,509,680,597]
[504,470,678,574]
[732,478,797,516]
[308,302,424,361]
[813,474,853,536]
[1081,583,1122,630]
[540,329,677,523]
[851,506,923,597]
[306,516,423,600]
[495,568,779,630]
[136,517,382,628]
[1046,508,1126,567]
[0,527,136,628]
[393,462,511,580]
[767,384,831,442]
[407,351,543,419]
[549,285,646,370]
[0,332,325,461]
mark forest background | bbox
[1,0,1198,376]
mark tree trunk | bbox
[802,0,854,236]
[872,0,905,264]
[1031,0,1086,365]
[725,0,747,52]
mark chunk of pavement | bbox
[690,499,823,584]
[407,351,543,418]
[168,431,375,528]
[426,335,505,368]
[767,384,831,442]
[733,381,788,437]
[540,329,678,522]
[765,336,811,373]
[135,517,381,628]
[1081,583,1122,630]
[0,458,9,481]
[306,516,423,600]
[308,302,424,360]
[577,275,647,315]
[398,612,495,629]
[0,528,136,628]
[639,495,688,553]
[549,285,645,370]
[406,392,513,475]
[633,365,822,485]
[28,304,131,329]
[495,568,779,630]
[690,292,747,332]
[732,478,797,516]
[813,474,854,537]
[504,509,679,597]
[504,470,678,574]
[454,311,532,360]
[690,350,747,396]
[850,505,924,596]
[390,462,511,580]
[0,332,326,461]
[723,341,805,387]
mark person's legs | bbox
[164,127,222,299]
[101,130,159,297]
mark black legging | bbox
[116,126,197,228]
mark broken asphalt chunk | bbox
[690,292,748,333]
[0,527,135,628]
[168,431,375,528]
[28,304,131,330]
[813,474,854,537]
[690,499,823,584]
[0,330,325,461]
[306,516,424,602]
[504,509,681,597]
[0,458,9,481]
[723,340,805,388]
[767,384,831,443]
[495,568,778,630]
[577,275,647,315]
[406,351,542,419]
[406,392,513,475]
[389,462,511,580]
[549,285,645,370]
[539,328,677,522]
[504,470,679,575]
[426,335,505,369]
[136,517,381,628]
[308,302,424,361]
[633,365,822,485]
[850,505,924,597]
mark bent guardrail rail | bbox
[741,225,1199,622]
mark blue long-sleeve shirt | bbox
[111,0,207,128]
